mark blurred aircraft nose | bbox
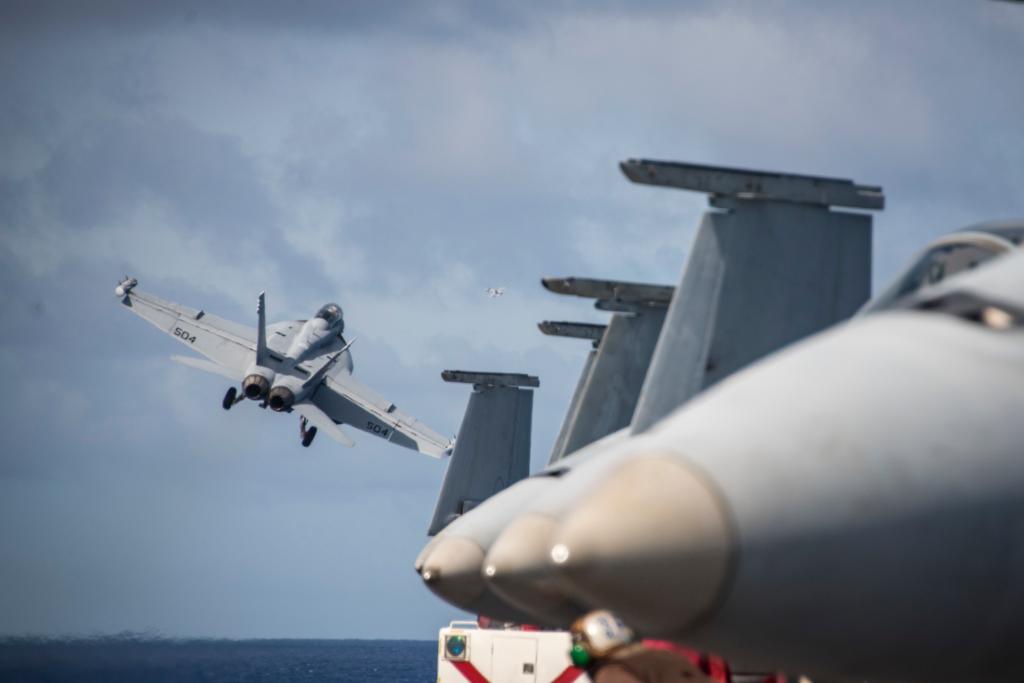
[413,536,440,574]
[483,513,584,625]
[418,536,487,606]
[549,454,735,635]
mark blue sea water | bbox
[0,637,437,682]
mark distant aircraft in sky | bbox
[114,277,452,456]
[485,287,506,298]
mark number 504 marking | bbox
[174,326,197,344]
[366,421,390,437]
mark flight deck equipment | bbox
[438,620,586,683]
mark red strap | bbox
[451,661,585,683]
[640,639,702,667]
[550,666,586,683]
[641,640,732,683]
[451,661,490,683]
[704,655,731,682]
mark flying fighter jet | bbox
[114,276,452,456]
[485,287,506,298]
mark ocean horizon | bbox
[0,635,437,682]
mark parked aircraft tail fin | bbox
[538,278,671,464]
[427,371,538,536]
[623,159,882,433]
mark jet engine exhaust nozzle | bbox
[243,374,271,400]
[268,386,295,412]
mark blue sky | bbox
[1,0,1022,639]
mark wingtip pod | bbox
[115,276,138,298]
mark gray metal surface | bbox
[547,347,598,465]
[427,375,536,535]
[542,276,675,306]
[556,309,666,460]
[441,370,540,388]
[631,197,874,433]
[539,276,671,464]
[537,321,606,344]
[621,158,884,210]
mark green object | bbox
[570,643,591,668]
[445,635,467,659]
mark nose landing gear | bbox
[222,386,244,410]
[300,416,318,448]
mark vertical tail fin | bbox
[538,278,672,464]
[623,159,882,433]
[427,371,538,536]
[536,321,606,464]
[256,291,268,366]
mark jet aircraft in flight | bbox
[114,277,452,456]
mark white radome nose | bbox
[414,536,440,574]
[549,454,735,636]
[417,536,487,607]
[483,513,585,625]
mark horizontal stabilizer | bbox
[298,401,355,447]
[620,158,885,210]
[170,354,240,381]
[316,372,452,458]
[542,277,674,306]
[441,370,539,388]
[537,321,606,344]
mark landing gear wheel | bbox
[301,426,318,448]
[222,386,238,410]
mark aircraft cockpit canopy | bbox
[864,221,1023,314]
[315,303,344,327]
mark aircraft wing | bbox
[311,372,453,458]
[119,285,255,379]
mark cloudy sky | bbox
[1,0,1022,639]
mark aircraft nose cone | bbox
[550,454,735,636]
[413,536,440,575]
[483,513,585,626]
[418,536,487,608]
